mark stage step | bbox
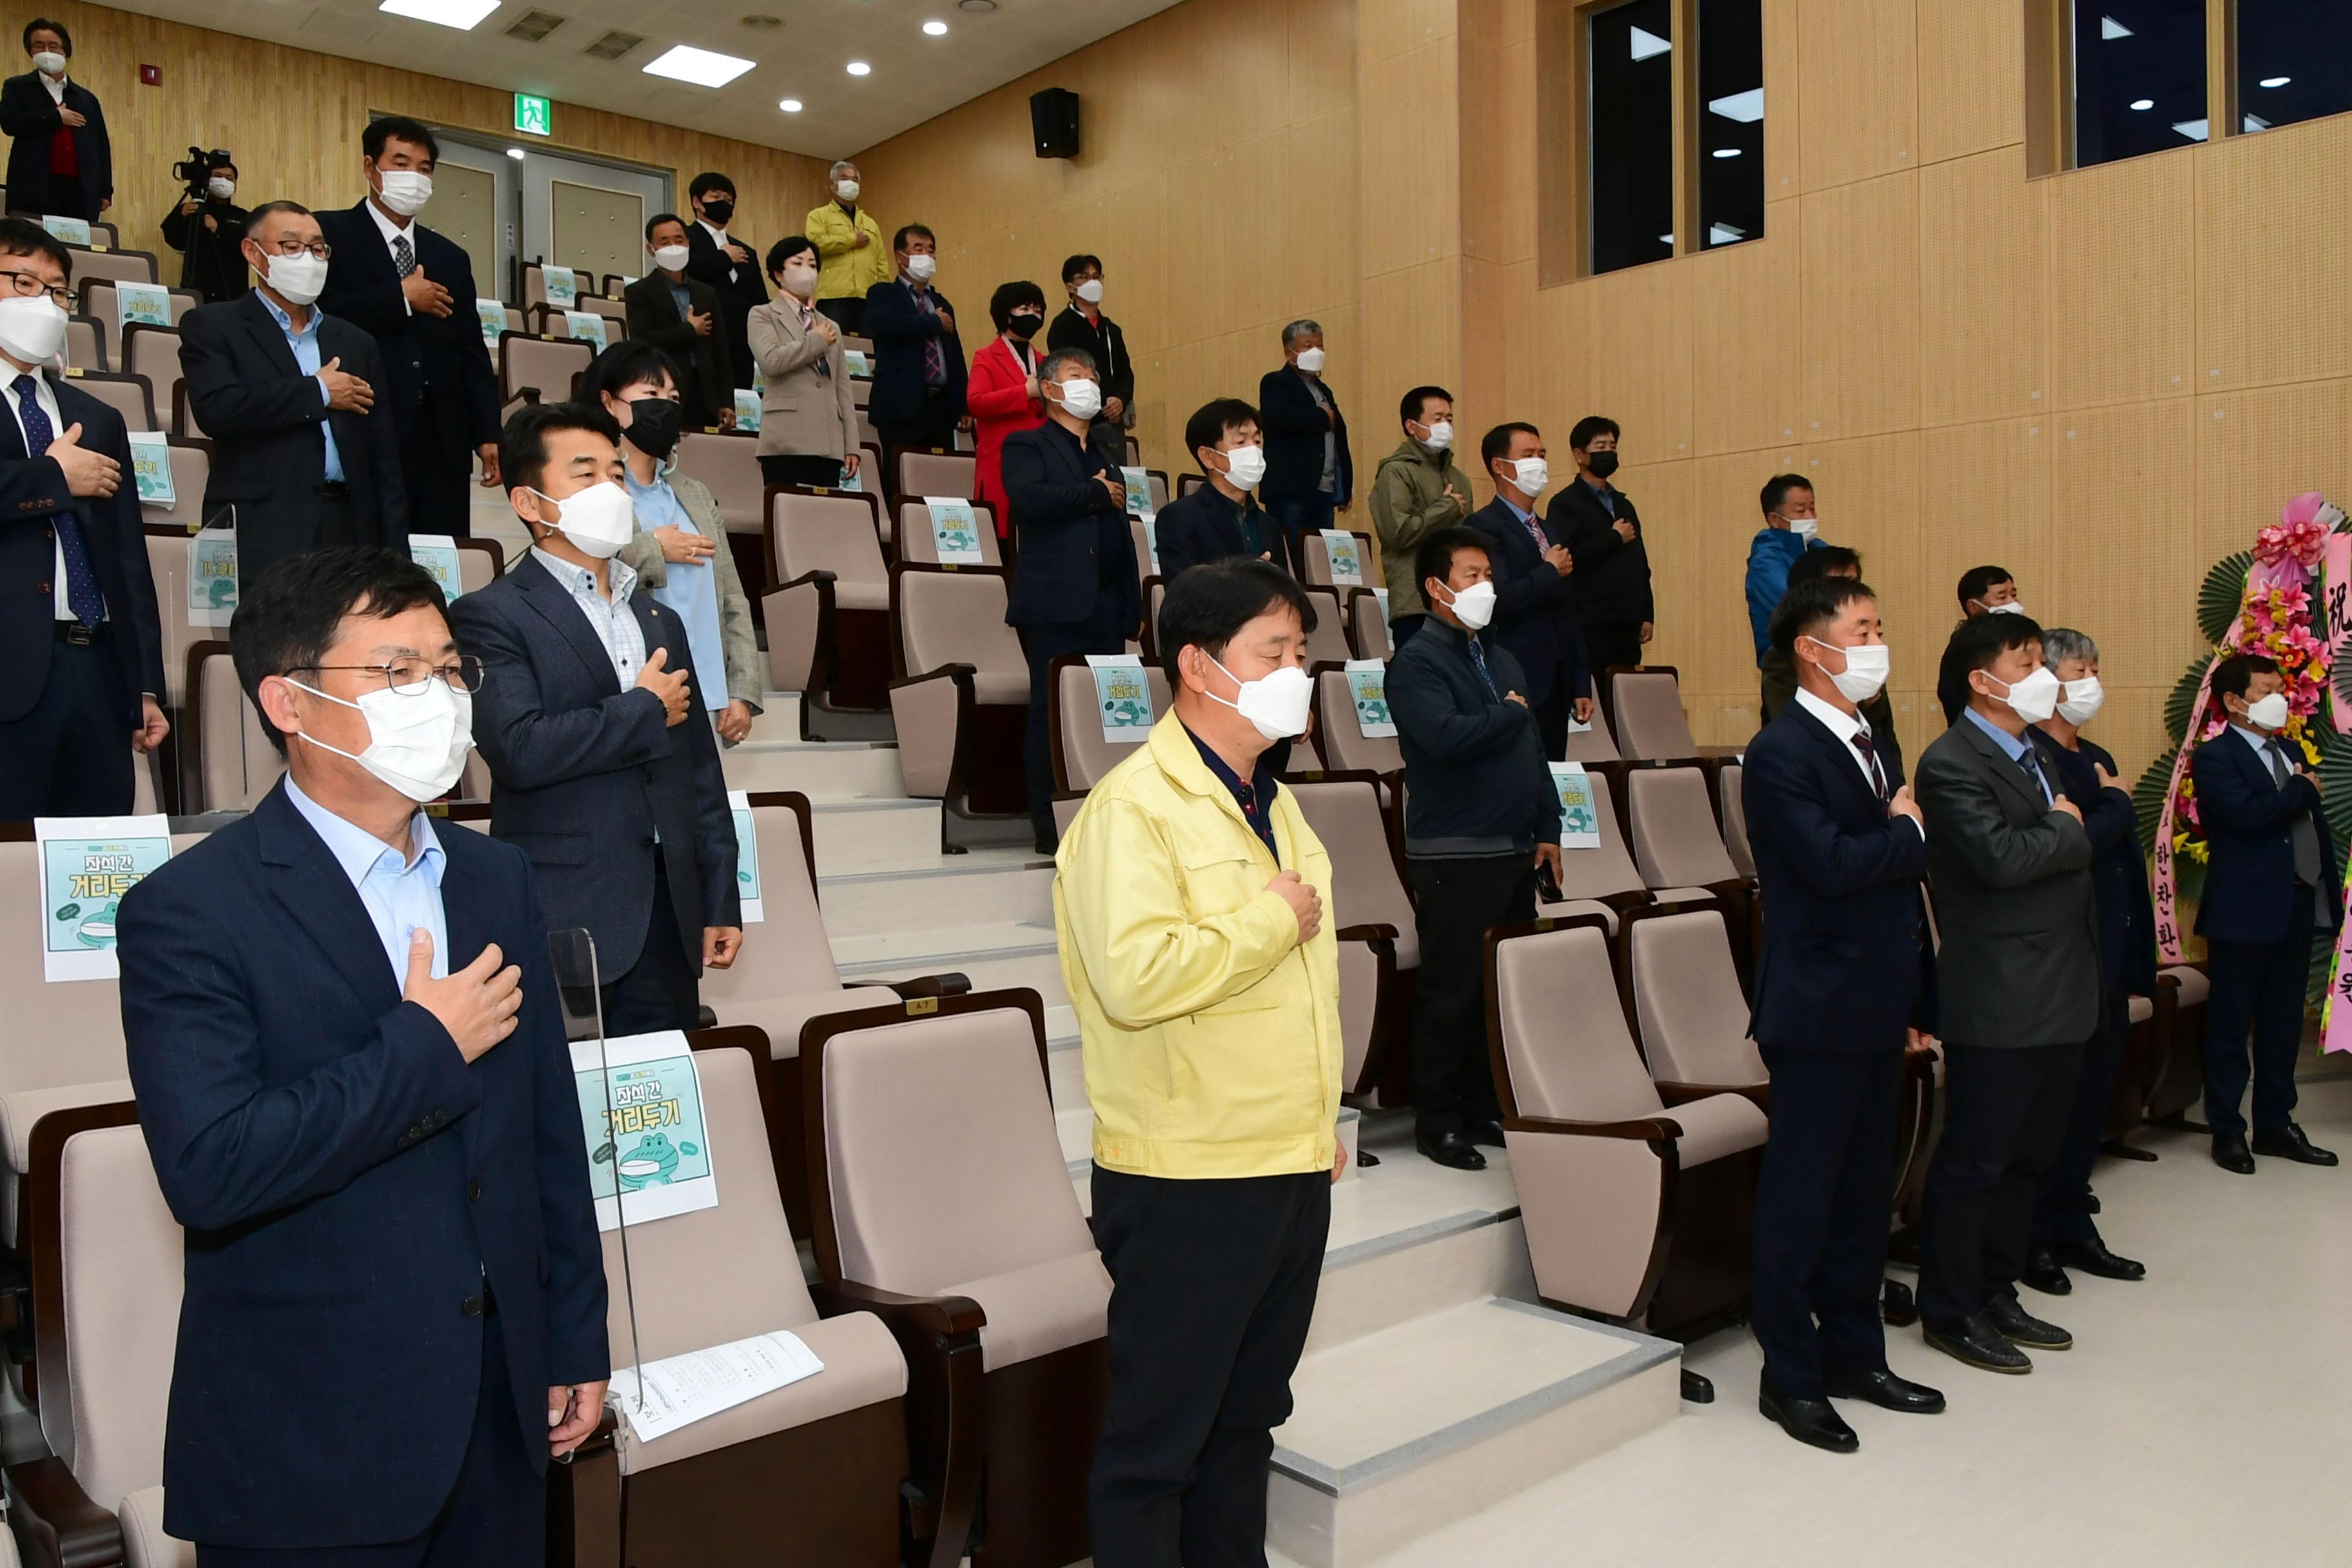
[815,859,1055,939]
[721,740,908,801]
[806,798,952,876]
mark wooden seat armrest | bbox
[6,1455,121,1568]
[1504,1113,1682,1141]
[812,1278,987,1339]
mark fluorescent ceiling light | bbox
[2260,75,2291,88]
[2130,98,2154,110]
[1711,147,1741,158]
[847,60,872,75]
[1708,88,1763,123]
[923,19,948,35]
[505,146,526,160]
[1629,26,1671,62]
[779,97,803,112]
[1709,222,1746,245]
[2244,113,2271,132]
[2171,118,2209,141]
[378,0,501,29]
[642,44,757,88]
[2100,15,2132,40]
[1656,233,1674,245]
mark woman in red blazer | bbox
[967,280,1050,536]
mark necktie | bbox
[914,288,945,383]
[802,304,831,380]
[2268,743,2324,886]
[1850,730,1890,802]
[391,233,416,279]
[15,375,104,627]
[1467,636,1501,700]
[2016,745,2052,806]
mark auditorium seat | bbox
[895,499,1002,565]
[1175,472,1205,500]
[766,490,894,726]
[1299,529,1371,590]
[1050,656,1169,792]
[1128,518,1155,600]
[135,438,211,536]
[185,642,282,812]
[893,449,975,505]
[851,376,872,409]
[496,331,591,413]
[1621,905,1765,1089]
[676,431,762,535]
[1299,585,1348,663]
[121,326,184,433]
[64,248,159,291]
[1142,578,1166,660]
[64,312,101,371]
[1716,760,1754,879]
[839,335,876,370]
[1346,587,1393,661]
[2141,965,2210,1127]
[452,536,505,593]
[1607,666,1700,761]
[1619,763,1754,972]
[888,565,1028,828]
[2104,988,2168,1148]
[805,991,1110,1568]
[1538,769,1656,933]
[1283,773,1413,1093]
[1311,667,1401,779]
[77,282,190,372]
[1485,914,1763,1362]
[1142,470,1169,513]
[1562,701,1622,764]
[72,371,155,433]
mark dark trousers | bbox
[599,855,701,1035]
[1387,612,1426,650]
[873,396,959,468]
[2034,988,2131,1248]
[1583,622,1643,675]
[2202,897,2320,1134]
[404,418,475,539]
[46,175,85,221]
[1263,493,1335,577]
[197,1311,539,1565]
[1918,1037,2086,1327]
[1089,1167,1329,1568]
[0,638,133,821]
[1752,1043,1903,1398]
[239,492,357,591]
[759,453,847,489]
[1406,854,1534,1133]
[1529,683,1568,762]
[814,297,864,336]
[1019,602,1128,842]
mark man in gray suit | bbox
[1913,611,2099,1375]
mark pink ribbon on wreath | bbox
[2150,660,2220,967]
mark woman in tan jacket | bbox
[746,234,862,489]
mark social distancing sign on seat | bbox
[1087,654,1154,743]
[35,814,172,981]
[727,790,764,923]
[571,1031,720,1231]
[1344,658,1394,738]
[1549,763,1602,850]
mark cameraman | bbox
[160,152,248,302]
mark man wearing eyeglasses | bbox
[180,199,409,588]
[0,215,167,818]
[118,545,611,1560]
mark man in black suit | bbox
[1,19,109,222]
[1465,421,1590,759]
[1743,575,1945,1452]
[1003,347,1137,853]
[623,213,734,431]
[683,171,766,400]
[863,223,968,459]
[1153,398,1277,583]
[0,217,166,816]
[181,201,409,588]
[1257,319,1351,574]
[1551,415,1652,674]
[2191,652,2341,1173]
[449,403,739,1034]
[315,115,502,537]
[121,546,609,1559]
[1914,612,2099,1373]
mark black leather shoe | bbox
[2253,1122,2340,1166]
[1465,1118,1506,1149]
[1823,1366,1946,1414]
[2021,1244,2073,1297]
[1880,1277,1918,1328]
[2212,1132,2257,1174]
[1986,1294,2072,1350]
[1034,836,1059,858]
[2054,1237,2146,1280]
[1759,1378,1859,1453]
[1415,1130,1487,1171]
[1923,1312,2033,1374]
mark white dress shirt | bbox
[41,72,66,104]
[1,365,101,622]
[698,219,739,284]
[368,199,416,316]
[1794,685,1922,838]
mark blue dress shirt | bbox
[625,469,730,711]
[255,290,345,484]
[284,774,449,981]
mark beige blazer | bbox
[745,297,859,461]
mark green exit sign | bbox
[514,93,552,137]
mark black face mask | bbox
[1008,313,1043,342]
[624,397,683,461]
[1587,449,1620,480]
[700,199,735,227]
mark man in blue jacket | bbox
[1745,472,1820,661]
[1387,525,1560,1171]
[121,546,609,1559]
[2192,652,2340,1173]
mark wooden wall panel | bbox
[2194,117,2352,393]
[1360,37,1462,275]
[1798,172,1919,441]
[1919,147,2047,427]
[2047,150,2197,411]
[1795,0,1918,190]
[1763,0,1803,202]
[2195,381,2352,573]
[1690,201,1801,456]
[1914,0,2025,166]
[1458,32,1537,266]
[1570,259,1696,463]
[1916,418,2055,629]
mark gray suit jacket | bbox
[1915,714,2100,1048]
[745,297,859,462]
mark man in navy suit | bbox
[862,222,968,459]
[0,217,167,818]
[1742,575,1945,1452]
[1256,320,1351,574]
[1465,422,1590,759]
[119,545,609,1560]
[2192,652,2341,1173]
[449,402,740,1034]
[315,115,502,538]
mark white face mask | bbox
[288,676,475,803]
[652,244,690,273]
[1073,278,1104,304]
[376,169,433,217]
[264,250,329,306]
[2057,675,2106,725]
[532,482,636,559]
[1987,665,2063,725]
[781,263,819,299]
[834,179,860,202]
[1439,579,1496,632]
[1788,517,1819,542]
[208,176,237,201]
[1511,456,1549,498]
[904,253,937,283]
[1219,444,1267,491]
[1294,346,1326,374]
[31,51,65,77]
[0,295,68,366]
[1986,601,2027,617]
[1054,378,1104,422]
[2242,691,2291,732]
[1206,654,1312,740]
[1419,420,1454,452]
[1805,636,1889,703]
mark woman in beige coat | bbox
[747,234,863,490]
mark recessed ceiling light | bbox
[2130,98,2154,110]
[779,97,803,112]
[957,0,996,10]
[378,0,501,30]
[2260,75,2291,88]
[1708,222,1746,244]
[923,20,948,35]
[740,14,783,28]
[2100,15,2132,40]
[1707,88,1763,124]
[1628,25,1670,62]
[2171,117,2210,142]
[505,146,527,160]
[1711,147,1741,158]
[847,60,872,75]
[2243,112,2271,132]
[642,44,758,88]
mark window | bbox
[2071,2,2208,166]
[1588,0,1676,275]
[2235,3,2352,135]
[1696,0,1763,250]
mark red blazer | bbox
[967,335,1047,534]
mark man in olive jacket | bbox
[1369,385,1473,647]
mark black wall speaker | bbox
[1031,88,1081,159]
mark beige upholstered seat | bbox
[1626,908,1767,1088]
[677,431,763,536]
[75,371,156,433]
[65,313,102,371]
[1301,531,1369,588]
[453,540,502,595]
[897,500,1003,565]
[191,648,282,812]
[1348,589,1394,661]
[124,326,183,431]
[134,440,211,536]
[890,567,1029,812]
[67,246,159,290]
[765,491,894,719]
[1611,669,1699,760]
[1284,776,1418,968]
[1540,775,1647,920]
[895,449,975,501]
[1718,760,1754,878]
[773,492,891,611]
[1562,701,1621,763]
[1626,765,1742,890]
[1300,585,1348,665]
[1312,669,1402,777]
[1054,660,1170,791]
[142,529,197,709]
[498,333,591,409]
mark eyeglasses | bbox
[255,239,333,260]
[0,268,76,310]
[301,656,485,696]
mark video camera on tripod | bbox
[172,145,234,199]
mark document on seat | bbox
[1548,764,1602,850]
[1087,654,1155,742]
[1344,658,1395,738]
[609,1329,826,1444]
[727,790,764,923]
[571,1032,720,1230]
[34,815,172,981]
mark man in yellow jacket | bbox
[1055,556,1344,1567]
[803,159,888,335]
